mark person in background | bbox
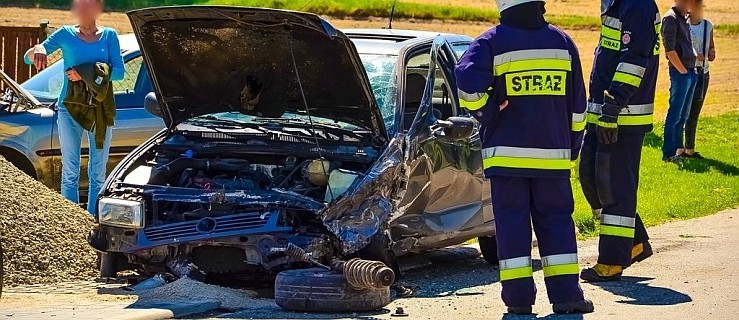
[25,0,124,214]
[683,0,715,159]
[455,0,593,314]
[661,0,697,162]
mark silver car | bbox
[0,34,164,199]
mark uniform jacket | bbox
[455,23,587,179]
[63,62,116,149]
[588,0,661,134]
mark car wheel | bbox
[356,233,401,278]
[274,268,390,312]
[478,236,499,265]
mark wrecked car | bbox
[90,6,498,282]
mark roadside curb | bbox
[117,301,221,320]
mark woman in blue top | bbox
[25,0,124,213]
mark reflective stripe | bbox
[602,15,622,29]
[596,121,618,129]
[601,37,621,51]
[458,90,490,111]
[499,256,533,281]
[572,112,586,131]
[616,63,646,77]
[482,147,571,160]
[499,256,532,270]
[613,71,643,87]
[601,214,636,227]
[542,253,578,267]
[493,49,571,68]
[601,25,621,41]
[505,71,568,96]
[542,253,579,277]
[601,225,635,238]
[654,22,663,55]
[484,157,571,170]
[494,58,572,76]
[587,102,654,115]
[586,113,653,126]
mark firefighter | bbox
[455,0,593,314]
[579,0,661,282]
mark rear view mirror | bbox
[144,92,163,118]
[436,116,475,141]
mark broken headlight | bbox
[98,198,144,228]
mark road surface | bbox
[1,209,737,319]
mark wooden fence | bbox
[0,21,55,90]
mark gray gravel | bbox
[0,157,98,286]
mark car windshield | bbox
[21,60,65,103]
[185,54,400,134]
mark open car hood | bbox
[0,68,42,110]
[128,6,387,140]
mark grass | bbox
[572,112,739,237]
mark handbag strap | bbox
[702,21,709,68]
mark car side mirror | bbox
[435,116,475,141]
[144,92,163,118]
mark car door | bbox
[391,37,489,253]
[50,54,164,197]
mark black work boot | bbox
[553,299,595,314]
[580,264,623,282]
[631,241,654,264]
[507,306,533,315]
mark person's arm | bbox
[455,34,506,124]
[662,15,689,74]
[107,29,125,81]
[708,26,716,61]
[609,4,660,106]
[567,38,586,161]
[24,27,64,70]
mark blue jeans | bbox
[57,108,113,214]
[662,67,698,159]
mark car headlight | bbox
[98,198,144,228]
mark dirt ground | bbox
[2,208,738,319]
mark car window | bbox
[403,48,456,130]
[452,43,470,59]
[113,56,143,94]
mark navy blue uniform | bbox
[456,22,586,307]
[580,0,661,266]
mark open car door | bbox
[391,36,492,254]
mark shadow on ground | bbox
[587,276,692,306]
[644,132,739,175]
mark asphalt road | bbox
[1,209,737,319]
[221,208,739,319]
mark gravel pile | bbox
[0,157,98,286]
[136,277,272,311]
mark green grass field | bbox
[573,113,739,237]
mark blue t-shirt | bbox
[25,26,125,109]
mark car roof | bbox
[344,29,473,55]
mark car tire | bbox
[356,233,401,279]
[274,268,390,312]
[478,235,499,265]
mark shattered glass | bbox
[360,54,398,134]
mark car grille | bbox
[144,212,274,242]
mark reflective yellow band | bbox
[587,113,653,126]
[597,121,618,129]
[654,23,662,55]
[572,120,586,132]
[484,157,571,170]
[543,264,580,277]
[500,266,534,281]
[600,225,635,238]
[601,25,621,41]
[494,59,572,76]
[600,37,621,51]
[613,71,643,87]
[459,92,490,111]
[505,71,567,97]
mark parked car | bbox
[86,7,497,281]
[0,34,164,199]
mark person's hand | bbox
[696,54,706,62]
[32,45,47,71]
[678,67,689,75]
[596,91,621,145]
[66,68,82,82]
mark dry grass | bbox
[2,7,737,117]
